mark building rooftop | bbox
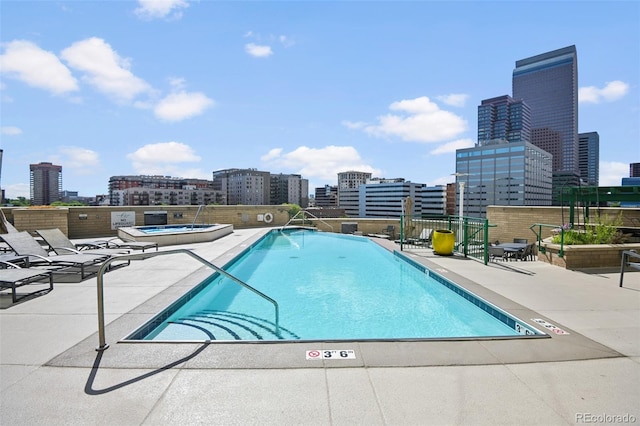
[1,227,638,424]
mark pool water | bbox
[133,230,541,341]
[138,224,214,234]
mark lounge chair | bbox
[382,225,395,239]
[36,228,130,257]
[99,237,158,252]
[406,228,433,245]
[0,261,54,303]
[1,231,120,281]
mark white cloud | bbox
[58,146,100,175]
[279,35,295,48]
[61,37,152,102]
[3,183,29,199]
[354,96,468,143]
[579,80,629,104]
[245,43,273,58]
[436,93,469,107]
[126,141,204,177]
[430,138,475,155]
[599,161,630,186]
[134,0,189,20]
[1,126,22,135]
[261,145,382,183]
[341,120,366,130]
[154,91,214,121]
[0,40,78,95]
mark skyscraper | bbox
[337,171,372,217]
[30,162,62,205]
[455,141,553,217]
[578,132,599,186]
[513,45,579,202]
[477,95,531,145]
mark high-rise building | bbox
[455,141,553,217]
[513,45,579,202]
[270,173,309,207]
[630,163,640,177]
[421,185,447,216]
[108,175,222,206]
[212,168,270,205]
[0,149,4,203]
[578,132,599,186]
[357,178,422,218]
[337,171,372,217]
[314,185,338,208]
[478,95,531,145]
[30,162,62,205]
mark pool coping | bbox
[46,230,623,370]
[117,223,234,246]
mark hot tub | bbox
[117,224,233,247]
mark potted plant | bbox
[433,229,455,255]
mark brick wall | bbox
[12,208,68,236]
[486,206,640,245]
[3,205,638,242]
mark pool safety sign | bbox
[306,349,356,360]
[531,318,570,335]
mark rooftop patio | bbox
[1,227,638,425]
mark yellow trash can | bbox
[432,229,455,256]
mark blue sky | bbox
[1,0,638,200]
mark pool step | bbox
[169,310,300,341]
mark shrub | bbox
[551,213,628,245]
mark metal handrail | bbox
[95,249,279,351]
[282,210,334,232]
[530,223,566,257]
[620,250,640,288]
[191,205,205,229]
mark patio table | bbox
[496,243,528,260]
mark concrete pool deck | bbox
[1,227,639,425]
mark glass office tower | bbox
[578,132,599,186]
[478,95,532,145]
[513,46,579,202]
[455,141,553,218]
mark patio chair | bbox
[1,231,123,281]
[415,228,433,245]
[488,246,507,261]
[522,243,536,261]
[513,238,528,244]
[382,225,395,239]
[0,261,54,303]
[36,228,130,257]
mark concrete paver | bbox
[1,227,639,425]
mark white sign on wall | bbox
[111,211,135,230]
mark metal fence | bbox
[399,215,491,264]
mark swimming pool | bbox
[127,229,543,342]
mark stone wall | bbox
[2,204,638,245]
[11,207,69,236]
[538,242,640,269]
[486,206,640,245]
[4,205,292,238]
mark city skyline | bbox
[1,1,638,200]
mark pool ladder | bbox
[95,249,280,351]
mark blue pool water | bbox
[131,230,542,341]
[137,224,215,234]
